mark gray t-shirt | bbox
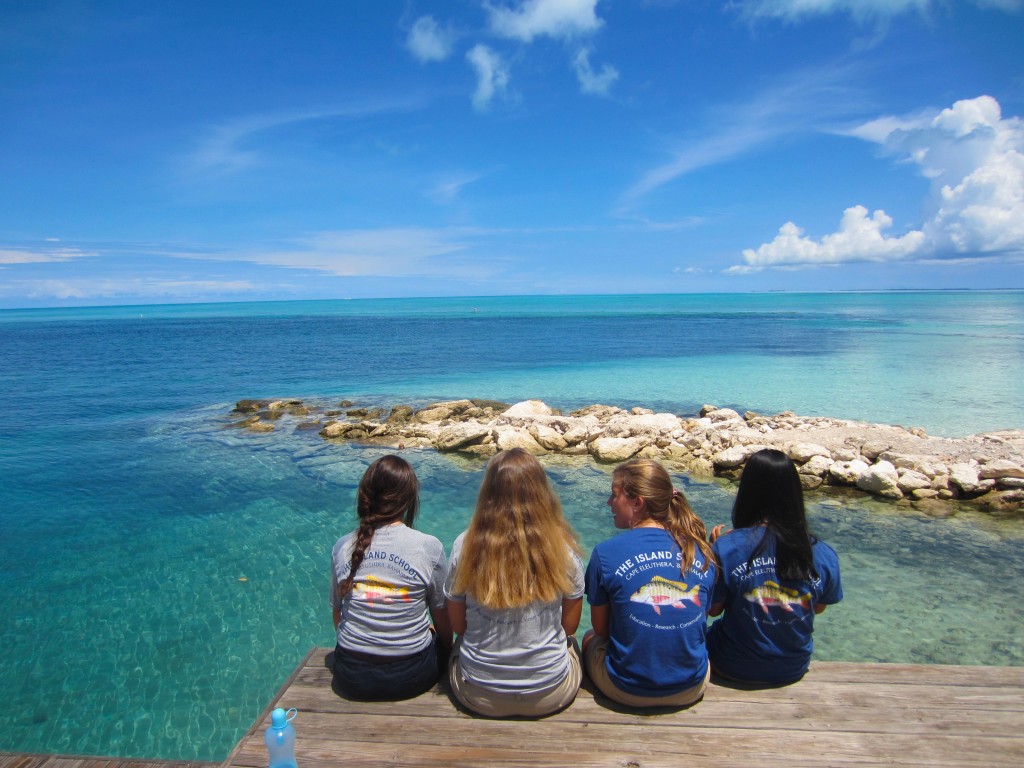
[330,524,447,656]
[444,531,585,694]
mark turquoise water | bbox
[1,292,1023,760]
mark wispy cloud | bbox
[0,245,96,264]
[734,95,1024,271]
[733,0,1022,24]
[466,44,512,111]
[621,64,867,205]
[182,99,424,179]
[406,15,456,62]
[485,0,604,42]
[572,47,618,96]
[1,277,259,302]
[230,227,500,280]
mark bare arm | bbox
[814,603,828,615]
[332,605,341,631]
[446,598,467,637]
[430,604,454,651]
[708,601,725,617]
[561,596,583,637]
[589,602,610,639]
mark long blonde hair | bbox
[454,448,581,610]
[613,459,714,575]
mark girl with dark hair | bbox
[583,459,717,708]
[330,455,452,699]
[445,448,584,717]
[707,448,843,685]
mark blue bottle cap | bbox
[271,707,297,729]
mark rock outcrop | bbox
[227,398,1024,515]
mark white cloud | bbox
[466,44,511,111]
[736,207,926,270]
[572,47,618,95]
[737,95,1024,270]
[735,0,1021,23]
[407,15,455,62]
[486,0,603,42]
[0,245,95,264]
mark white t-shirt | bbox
[444,531,585,694]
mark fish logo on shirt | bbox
[744,581,811,614]
[352,575,410,605]
[629,576,700,615]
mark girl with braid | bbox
[330,455,452,699]
[584,459,716,708]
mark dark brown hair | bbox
[337,454,419,597]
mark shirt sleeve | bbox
[426,538,448,611]
[568,551,585,599]
[443,532,466,604]
[815,542,844,605]
[329,544,340,610]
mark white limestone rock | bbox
[856,461,903,498]
[712,446,748,470]
[897,469,932,494]
[978,459,1024,480]
[529,423,568,451]
[800,455,834,477]
[503,399,554,418]
[789,443,832,463]
[829,459,869,486]
[433,423,491,451]
[492,427,547,454]
[590,436,648,463]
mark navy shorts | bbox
[332,640,439,700]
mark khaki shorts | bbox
[584,634,708,708]
[448,637,582,718]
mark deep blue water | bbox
[1,292,1023,760]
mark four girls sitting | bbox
[330,448,842,712]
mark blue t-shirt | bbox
[708,527,843,684]
[585,527,716,697]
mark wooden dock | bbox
[0,756,215,768]
[222,646,1024,767]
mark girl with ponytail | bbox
[707,449,842,685]
[583,459,716,707]
[330,455,452,699]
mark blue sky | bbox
[2,0,1023,307]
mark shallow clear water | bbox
[1,292,1022,760]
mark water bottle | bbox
[264,707,298,768]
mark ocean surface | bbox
[1,291,1023,760]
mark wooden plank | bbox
[220,648,1024,768]
[0,756,216,768]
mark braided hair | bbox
[336,455,419,597]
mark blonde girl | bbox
[444,448,584,717]
[583,459,717,708]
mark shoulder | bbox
[331,531,356,556]
[449,531,467,560]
